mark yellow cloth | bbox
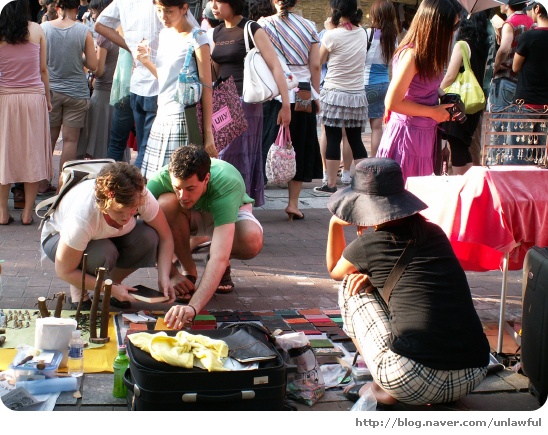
[128,331,228,372]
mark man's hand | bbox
[164,305,197,329]
[345,273,375,297]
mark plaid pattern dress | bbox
[141,112,188,180]
[338,277,487,405]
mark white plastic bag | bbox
[350,387,377,411]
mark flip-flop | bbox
[21,216,34,226]
[191,240,211,253]
[0,215,14,225]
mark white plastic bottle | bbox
[67,330,84,377]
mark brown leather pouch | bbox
[295,82,312,113]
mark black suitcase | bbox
[521,246,548,406]
[123,324,286,411]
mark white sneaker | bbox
[341,170,352,185]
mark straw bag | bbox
[242,21,298,104]
[443,41,486,115]
[265,125,296,184]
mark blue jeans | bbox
[488,78,517,147]
[107,96,134,162]
[130,93,158,169]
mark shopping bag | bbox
[197,76,248,153]
[443,41,486,115]
[265,125,296,184]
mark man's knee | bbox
[234,222,263,259]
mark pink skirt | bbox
[0,86,53,184]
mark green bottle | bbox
[112,345,130,398]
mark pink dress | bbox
[0,42,52,184]
[376,52,442,181]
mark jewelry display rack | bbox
[481,101,548,167]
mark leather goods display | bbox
[443,41,486,115]
[124,324,286,410]
[174,29,205,107]
[197,76,248,152]
[242,20,298,104]
[265,125,296,185]
[521,246,548,406]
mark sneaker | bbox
[341,170,352,185]
[313,183,337,195]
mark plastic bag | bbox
[275,332,325,406]
[350,387,377,411]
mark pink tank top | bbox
[0,42,43,88]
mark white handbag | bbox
[242,20,299,104]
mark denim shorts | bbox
[365,82,389,119]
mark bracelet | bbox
[187,305,197,320]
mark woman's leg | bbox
[0,184,11,224]
[338,277,398,404]
[285,180,304,219]
[369,118,383,157]
[22,181,39,224]
[341,128,353,184]
[319,124,327,182]
[323,125,343,189]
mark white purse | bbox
[242,20,298,104]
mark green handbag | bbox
[443,41,486,115]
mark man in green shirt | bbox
[147,145,263,327]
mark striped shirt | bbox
[258,12,319,66]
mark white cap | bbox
[0,0,16,16]
[72,330,81,338]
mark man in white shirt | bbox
[95,0,164,169]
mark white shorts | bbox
[189,203,262,237]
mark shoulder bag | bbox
[242,20,299,104]
[174,29,207,107]
[265,125,296,184]
[443,41,486,115]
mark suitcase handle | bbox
[182,390,256,403]
[123,367,135,393]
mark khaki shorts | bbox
[189,203,262,237]
[49,90,89,128]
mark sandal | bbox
[37,183,57,197]
[216,265,234,294]
[0,215,14,225]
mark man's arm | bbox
[164,223,235,329]
[94,22,131,53]
[493,23,513,74]
[513,52,525,73]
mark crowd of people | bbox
[2,0,546,407]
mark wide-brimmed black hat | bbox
[327,158,427,227]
